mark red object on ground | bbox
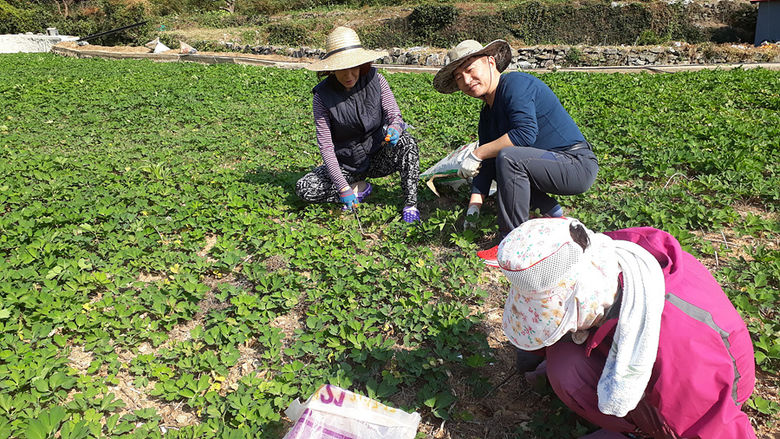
[477,245,500,267]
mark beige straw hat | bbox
[307,26,389,72]
[433,39,512,94]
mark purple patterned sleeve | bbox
[313,93,350,192]
[378,73,404,130]
[311,74,404,194]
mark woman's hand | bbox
[384,125,401,146]
[339,187,358,210]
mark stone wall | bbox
[220,41,780,69]
[510,44,780,69]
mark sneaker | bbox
[402,206,420,223]
[341,182,372,211]
[543,204,563,218]
[476,245,500,268]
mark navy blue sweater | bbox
[478,72,585,150]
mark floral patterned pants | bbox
[295,132,419,207]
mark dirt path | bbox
[52,42,780,74]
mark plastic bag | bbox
[153,41,171,53]
[419,141,477,196]
[144,38,171,54]
[179,41,197,54]
[283,385,420,439]
[420,141,496,196]
[144,38,159,51]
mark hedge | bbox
[2,0,757,48]
[357,1,756,48]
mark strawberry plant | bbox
[0,53,777,438]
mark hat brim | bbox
[502,284,578,351]
[306,48,389,72]
[433,40,512,94]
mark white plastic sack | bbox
[420,141,495,196]
[144,38,171,54]
[419,141,477,196]
[144,38,159,51]
[179,41,197,54]
[283,385,420,439]
[153,41,171,53]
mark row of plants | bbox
[0,53,778,438]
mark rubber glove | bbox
[384,125,401,146]
[339,188,358,210]
[458,151,482,179]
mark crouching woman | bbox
[497,217,756,438]
[295,26,421,223]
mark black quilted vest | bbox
[313,67,384,173]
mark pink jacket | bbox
[590,227,757,438]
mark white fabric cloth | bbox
[571,232,621,333]
[596,239,665,417]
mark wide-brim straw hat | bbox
[307,26,388,72]
[433,39,512,94]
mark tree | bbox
[222,0,235,13]
[53,0,75,17]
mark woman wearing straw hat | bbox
[295,26,421,223]
[433,40,598,266]
[496,218,756,438]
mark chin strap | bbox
[478,56,495,102]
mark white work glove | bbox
[458,151,482,179]
[463,203,481,230]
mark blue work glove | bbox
[339,188,358,210]
[384,125,401,146]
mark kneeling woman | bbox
[295,26,421,223]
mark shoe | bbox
[402,206,420,223]
[476,245,500,268]
[342,182,372,211]
[516,349,545,373]
[357,182,372,202]
[543,204,563,218]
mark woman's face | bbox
[334,66,361,90]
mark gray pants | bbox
[472,143,598,236]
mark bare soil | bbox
[55,40,314,65]
[57,40,153,53]
[65,219,779,437]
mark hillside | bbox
[2,0,760,50]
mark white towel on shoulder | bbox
[597,239,666,417]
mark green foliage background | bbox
[0,0,758,47]
[0,53,778,437]
[1,0,153,44]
